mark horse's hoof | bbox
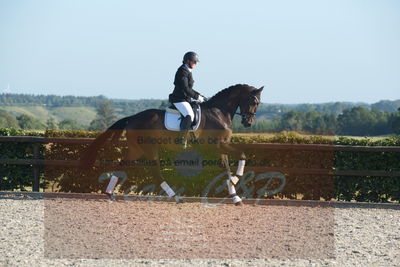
[234,201,243,206]
[232,195,242,205]
[174,196,185,203]
[105,192,115,201]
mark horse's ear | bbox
[257,86,264,93]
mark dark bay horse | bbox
[81,84,264,205]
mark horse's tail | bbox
[80,116,130,168]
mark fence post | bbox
[32,143,40,192]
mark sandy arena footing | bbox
[0,192,399,266]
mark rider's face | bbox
[188,60,197,69]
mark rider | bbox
[169,51,205,147]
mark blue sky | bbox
[0,0,399,104]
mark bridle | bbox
[235,94,260,120]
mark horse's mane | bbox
[203,84,254,107]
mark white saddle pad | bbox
[164,107,201,131]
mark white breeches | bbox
[173,101,194,121]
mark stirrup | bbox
[178,131,189,149]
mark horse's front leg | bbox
[218,142,247,205]
[221,153,244,206]
[219,143,246,180]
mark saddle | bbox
[164,102,201,131]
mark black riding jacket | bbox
[169,64,200,103]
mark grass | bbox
[3,106,50,119]
[232,132,392,141]
[2,105,97,126]
[50,107,97,125]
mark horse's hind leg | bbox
[145,148,183,203]
[103,171,128,200]
[103,139,144,199]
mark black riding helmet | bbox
[183,51,200,63]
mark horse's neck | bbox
[222,97,240,119]
[205,93,240,120]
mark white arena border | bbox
[0,191,399,210]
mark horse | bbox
[81,84,264,205]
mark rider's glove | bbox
[197,95,205,103]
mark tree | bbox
[371,109,392,135]
[392,107,400,134]
[159,100,170,109]
[278,110,337,134]
[46,118,58,129]
[279,111,304,130]
[0,109,19,128]
[89,101,117,130]
[338,107,373,135]
[337,106,393,136]
[59,119,84,130]
[303,111,320,131]
[16,114,46,130]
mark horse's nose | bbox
[242,119,251,128]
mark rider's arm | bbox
[193,89,201,97]
[177,70,200,100]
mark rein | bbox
[235,94,260,117]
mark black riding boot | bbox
[179,115,192,149]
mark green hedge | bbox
[0,129,399,203]
[334,136,400,202]
[0,128,44,191]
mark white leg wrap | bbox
[232,195,242,204]
[230,175,239,185]
[226,180,236,195]
[227,170,239,185]
[105,175,118,194]
[226,180,242,204]
[236,160,245,176]
[161,181,176,197]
